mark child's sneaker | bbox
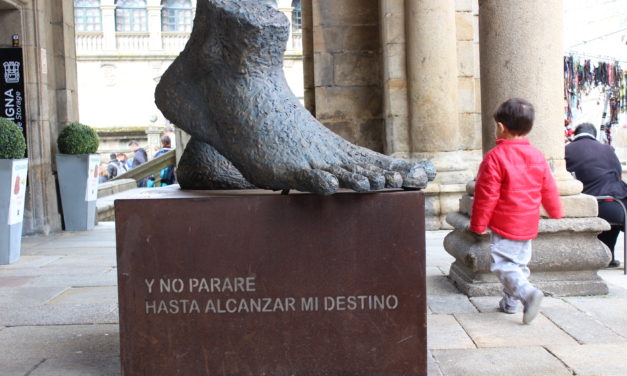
[498,297,518,314]
[522,289,544,324]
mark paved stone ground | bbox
[1,224,626,375]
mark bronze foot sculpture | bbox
[156,0,435,194]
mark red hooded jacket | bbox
[469,139,564,240]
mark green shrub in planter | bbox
[0,117,26,159]
[57,122,99,155]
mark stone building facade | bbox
[0,0,618,290]
[0,0,78,235]
[302,0,482,229]
[74,0,305,156]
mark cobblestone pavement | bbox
[1,224,626,375]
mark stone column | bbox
[444,0,610,296]
[101,0,116,51]
[380,0,410,157]
[401,0,476,228]
[405,0,459,154]
[301,0,315,114]
[147,0,163,51]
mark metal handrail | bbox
[595,195,627,275]
[111,149,176,186]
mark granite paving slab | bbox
[469,296,504,313]
[1,266,112,277]
[454,312,579,347]
[598,269,627,298]
[47,286,118,305]
[99,307,119,324]
[0,275,37,287]
[40,253,117,268]
[28,355,121,376]
[26,240,117,250]
[23,269,117,288]
[427,350,443,376]
[0,303,118,326]
[547,343,627,376]
[566,296,627,338]
[428,294,478,314]
[2,361,36,376]
[428,314,475,350]
[22,247,117,257]
[0,255,61,268]
[432,347,572,376]
[427,271,461,295]
[541,298,625,344]
[0,324,119,362]
[0,286,67,306]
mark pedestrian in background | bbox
[128,141,148,187]
[565,122,627,268]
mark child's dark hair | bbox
[493,98,535,135]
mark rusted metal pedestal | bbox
[115,189,426,376]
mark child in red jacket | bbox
[469,98,564,324]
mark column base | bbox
[444,212,612,297]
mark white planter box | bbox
[0,158,28,264]
[56,154,100,231]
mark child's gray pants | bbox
[490,232,536,304]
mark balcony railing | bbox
[162,32,190,53]
[77,31,301,55]
[116,32,150,51]
[76,32,104,54]
[291,31,302,53]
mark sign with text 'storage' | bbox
[0,48,26,147]
[7,160,28,225]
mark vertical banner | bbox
[85,155,101,202]
[8,160,28,225]
[0,48,26,146]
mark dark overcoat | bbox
[565,135,627,199]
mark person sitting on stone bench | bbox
[565,122,627,268]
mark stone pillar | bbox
[405,0,459,154]
[147,0,163,51]
[400,0,477,229]
[301,0,315,114]
[101,0,116,51]
[444,0,611,296]
[380,0,410,157]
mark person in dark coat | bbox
[128,141,149,187]
[565,122,627,267]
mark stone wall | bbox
[305,0,483,228]
[0,0,79,234]
[307,0,384,152]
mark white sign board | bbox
[85,155,100,202]
[8,159,28,225]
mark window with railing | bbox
[161,0,193,32]
[115,0,148,32]
[75,0,102,32]
[291,0,301,31]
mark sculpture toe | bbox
[383,171,403,188]
[293,169,339,195]
[327,166,371,192]
[346,165,386,191]
[400,163,428,189]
